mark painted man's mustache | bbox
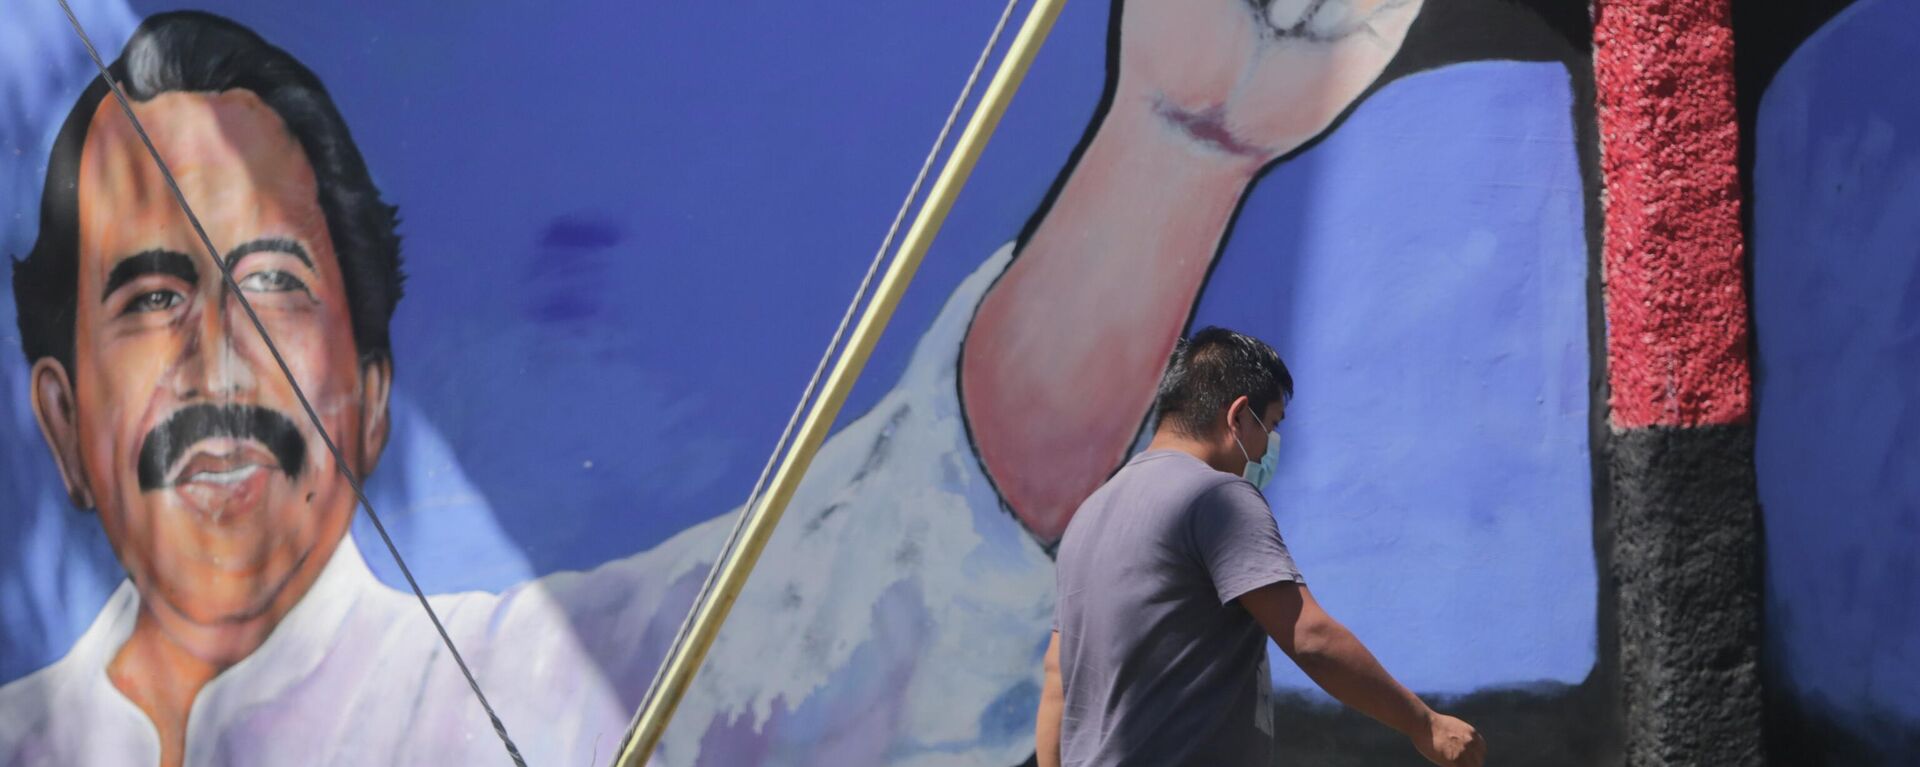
[136,403,307,491]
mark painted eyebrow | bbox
[223,237,313,270]
[99,239,313,303]
[101,249,197,302]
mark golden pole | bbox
[611,1,1068,764]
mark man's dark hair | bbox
[1153,326,1294,438]
[12,10,403,372]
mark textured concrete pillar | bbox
[1593,0,1764,763]
[1609,427,1762,765]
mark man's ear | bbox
[29,358,94,510]
[357,356,393,477]
[1225,394,1252,432]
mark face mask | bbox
[1234,409,1281,489]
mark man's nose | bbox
[173,291,259,400]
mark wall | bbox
[1751,0,1920,762]
[1,0,1610,764]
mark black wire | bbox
[51,2,528,764]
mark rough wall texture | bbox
[1611,426,1762,766]
[1594,0,1751,430]
[1594,0,1763,763]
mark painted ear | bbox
[357,357,393,476]
[29,358,94,510]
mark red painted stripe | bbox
[1594,0,1753,428]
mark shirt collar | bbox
[67,533,382,722]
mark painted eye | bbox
[126,290,183,314]
[238,270,308,293]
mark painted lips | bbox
[136,404,308,505]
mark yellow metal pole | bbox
[611,1,1068,764]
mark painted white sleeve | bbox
[473,243,1054,766]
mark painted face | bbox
[32,90,389,662]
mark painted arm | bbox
[1035,631,1064,767]
[1240,582,1487,767]
[961,108,1256,545]
[960,0,1425,545]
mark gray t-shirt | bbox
[1054,449,1304,767]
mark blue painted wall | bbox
[1754,0,1920,759]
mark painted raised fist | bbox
[1114,0,1425,166]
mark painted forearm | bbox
[960,108,1255,543]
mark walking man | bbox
[1035,327,1487,766]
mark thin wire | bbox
[709,0,1026,600]
[52,3,527,764]
[618,0,1027,757]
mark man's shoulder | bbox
[1111,450,1210,483]
[0,583,138,732]
[1063,453,1246,548]
[0,658,74,749]
[0,661,63,704]
[1117,452,1247,506]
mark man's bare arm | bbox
[1035,631,1064,767]
[1240,582,1487,767]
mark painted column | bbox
[1593,0,1762,763]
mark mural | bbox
[2,0,1604,764]
[1751,0,1920,762]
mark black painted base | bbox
[1269,683,1616,766]
[1767,666,1920,765]
[1011,678,1618,767]
[1611,424,1763,766]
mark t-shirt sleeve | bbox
[1188,480,1304,605]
